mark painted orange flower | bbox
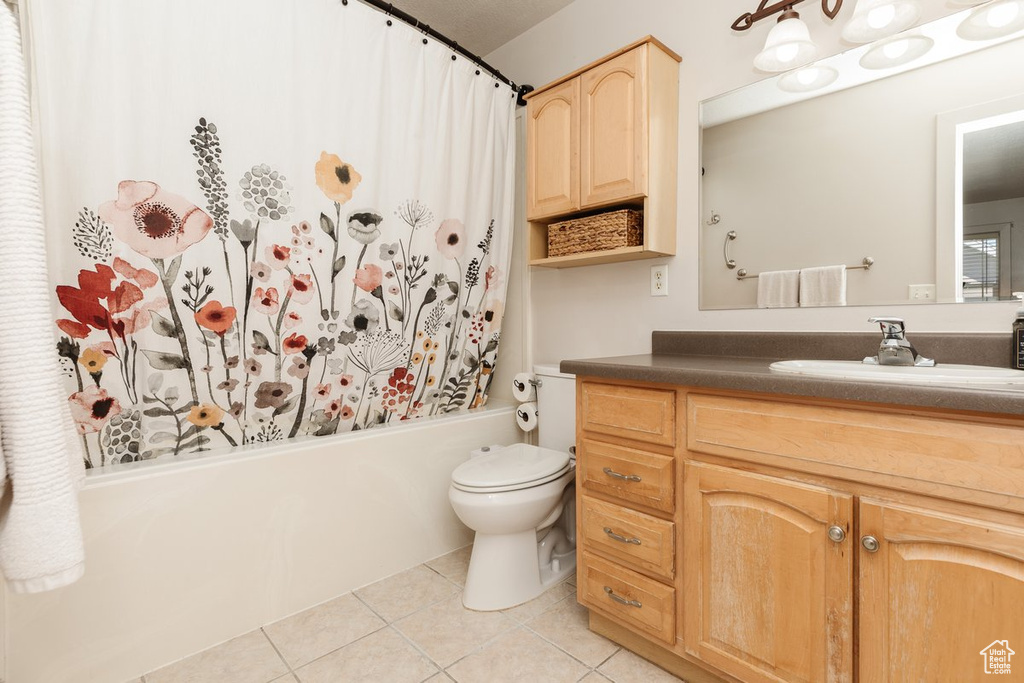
[353,264,383,292]
[186,403,225,428]
[315,152,362,204]
[78,346,109,374]
[98,180,213,259]
[195,301,237,336]
[282,333,309,354]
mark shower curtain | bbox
[26,0,516,469]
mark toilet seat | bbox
[451,443,571,493]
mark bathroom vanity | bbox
[565,332,1024,683]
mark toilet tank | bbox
[534,364,575,455]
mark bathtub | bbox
[2,403,521,683]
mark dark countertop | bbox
[560,347,1024,417]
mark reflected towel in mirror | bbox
[800,265,847,307]
[757,270,800,308]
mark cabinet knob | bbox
[827,525,846,543]
[861,535,880,553]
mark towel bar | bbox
[737,257,874,280]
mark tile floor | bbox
[139,545,684,683]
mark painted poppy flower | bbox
[314,383,331,399]
[254,381,292,409]
[482,298,504,334]
[287,356,310,379]
[315,152,362,204]
[243,357,263,376]
[353,264,383,293]
[435,219,466,259]
[347,212,383,244]
[78,346,108,374]
[339,405,355,420]
[345,299,379,334]
[282,333,309,355]
[68,385,121,435]
[324,398,343,418]
[98,180,213,259]
[195,300,237,336]
[288,274,315,304]
[266,244,291,270]
[112,257,158,289]
[338,374,354,388]
[379,243,399,260]
[228,402,245,419]
[252,287,280,315]
[217,379,239,392]
[485,265,502,292]
[187,403,225,428]
[250,261,271,282]
[284,311,303,329]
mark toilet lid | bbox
[451,443,571,492]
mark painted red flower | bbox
[353,264,383,293]
[195,300,237,336]
[288,273,315,304]
[112,257,158,289]
[68,385,121,435]
[98,181,213,259]
[282,333,308,354]
[266,244,291,270]
[252,287,280,315]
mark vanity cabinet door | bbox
[859,501,1024,682]
[526,78,579,220]
[579,46,647,209]
[683,463,854,683]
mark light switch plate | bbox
[909,284,936,301]
[651,265,669,296]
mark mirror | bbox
[700,6,1024,310]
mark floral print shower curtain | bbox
[26,0,516,469]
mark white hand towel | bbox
[756,270,800,309]
[0,0,85,593]
[799,265,847,307]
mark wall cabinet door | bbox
[526,78,579,220]
[859,501,1024,682]
[579,46,647,209]
[684,463,854,683]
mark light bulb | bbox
[776,43,801,63]
[867,4,897,29]
[796,69,819,85]
[987,2,1020,27]
[883,39,910,59]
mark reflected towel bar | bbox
[737,257,874,280]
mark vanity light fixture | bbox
[841,0,921,43]
[859,32,934,69]
[753,9,820,71]
[778,64,840,91]
[957,0,1024,40]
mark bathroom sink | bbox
[769,360,1024,387]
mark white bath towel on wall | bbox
[756,270,800,309]
[0,0,85,593]
[800,265,847,307]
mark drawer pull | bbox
[604,586,642,608]
[603,467,642,483]
[603,527,642,545]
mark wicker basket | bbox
[547,209,643,258]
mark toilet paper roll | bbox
[516,402,539,432]
[512,372,537,402]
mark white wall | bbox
[3,407,519,683]
[487,0,1022,364]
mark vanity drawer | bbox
[580,551,675,645]
[581,382,676,447]
[580,496,675,580]
[687,394,1024,507]
[579,438,675,513]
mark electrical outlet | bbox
[909,284,936,301]
[651,265,669,296]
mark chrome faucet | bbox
[864,317,935,367]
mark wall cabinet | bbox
[575,380,1024,683]
[525,37,679,268]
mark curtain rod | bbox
[345,0,535,106]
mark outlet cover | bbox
[651,265,669,297]
[909,284,936,301]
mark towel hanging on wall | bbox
[0,0,85,593]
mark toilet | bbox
[448,364,577,611]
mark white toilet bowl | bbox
[449,443,577,611]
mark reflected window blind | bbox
[963,233,999,300]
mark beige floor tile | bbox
[270,676,299,682]
[145,630,288,683]
[566,571,577,587]
[264,593,385,668]
[295,627,437,683]
[425,545,472,586]
[424,673,455,682]
[446,627,590,683]
[526,596,619,667]
[579,674,612,682]
[598,648,684,683]
[355,565,459,622]
[502,581,574,623]
[394,594,514,667]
